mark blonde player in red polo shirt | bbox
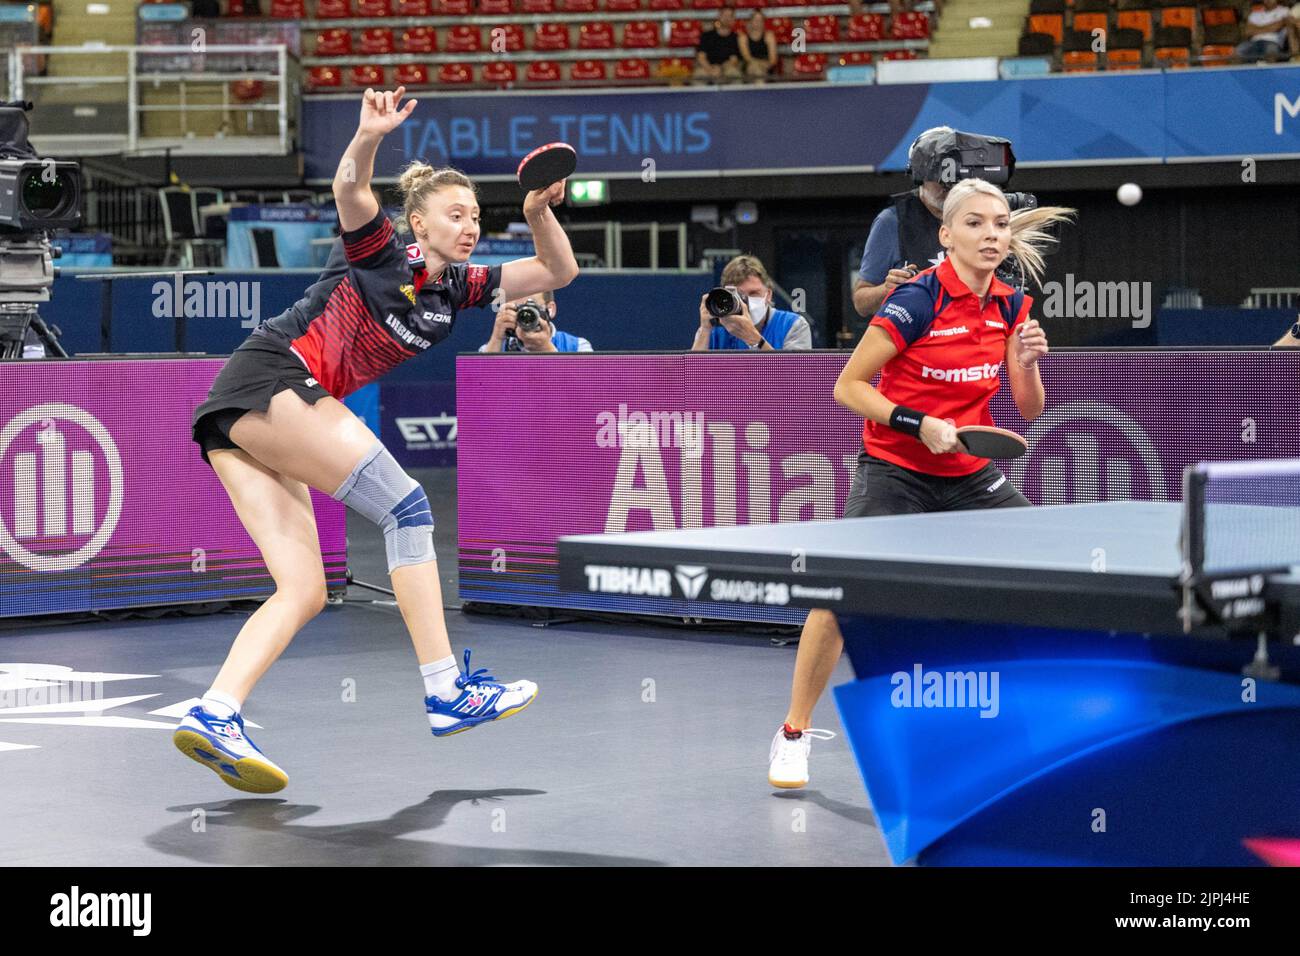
[769,177,1075,789]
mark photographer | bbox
[480,291,592,353]
[1275,317,1300,347]
[853,127,1017,319]
[691,254,811,351]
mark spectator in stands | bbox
[852,125,957,319]
[1237,0,1292,62]
[739,12,779,82]
[480,291,593,352]
[1274,317,1300,347]
[691,254,812,350]
[695,7,743,83]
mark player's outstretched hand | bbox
[358,86,417,138]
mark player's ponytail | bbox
[395,162,475,234]
[941,178,1075,288]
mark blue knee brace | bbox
[331,442,435,572]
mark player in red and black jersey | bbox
[176,87,580,793]
[768,178,1076,789]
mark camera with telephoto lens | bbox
[503,298,549,351]
[704,285,743,326]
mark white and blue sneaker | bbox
[172,706,289,794]
[426,649,539,737]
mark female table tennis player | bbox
[768,178,1075,789]
[177,87,579,793]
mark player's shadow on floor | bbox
[147,788,664,866]
[770,788,878,829]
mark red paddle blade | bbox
[517,142,577,191]
[956,426,1028,459]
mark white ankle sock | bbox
[201,689,242,719]
[421,655,460,700]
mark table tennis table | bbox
[557,498,1300,866]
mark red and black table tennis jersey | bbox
[865,257,1031,477]
[248,209,501,398]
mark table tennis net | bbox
[1189,458,1300,575]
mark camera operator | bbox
[853,127,1021,319]
[691,254,811,351]
[480,291,592,353]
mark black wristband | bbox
[889,405,926,438]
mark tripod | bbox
[0,305,67,360]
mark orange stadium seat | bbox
[668,19,702,46]
[306,65,343,89]
[839,50,874,64]
[793,53,827,76]
[521,0,555,11]
[804,15,839,42]
[438,63,475,84]
[605,0,641,9]
[1116,8,1153,41]
[1027,13,1064,44]
[649,0,685,9]
[315,0,351,16]
[848,13,886,41]
[357,0,392,14]
[1201,5,1238,27]
[615,56,651,78]
[891,12,930,39]
[1106,27,1145,68]
[1061,28,1099,69]
[479,0,514,11]
[315,29,352,56]
[570,59,609,80]
[1153,24,1193,64]
[1200,23,1239,64]
[560,0,597,9]
[400,26,437,51]
[488,24,526,51]
[1072,12,1108,36]
[270,0,306,17]
[767,17,794,43]
[525,59,563,81]
[397,0,432,12]
[482,60,518,84]
[1159,3,1196,31]
[580,21,617,48]
[446,25,483,52]
[534,23,571,49]
[395,63,431,85]
[351,64,385,86]
[622,20,660,47]
[359,28,395,54]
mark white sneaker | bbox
[768,725,836,789]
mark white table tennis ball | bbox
[1117,182,1142,206]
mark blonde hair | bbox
[940,178,1075,288]
[396,161,476,234]
[720,253,772,288]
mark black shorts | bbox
[842,450,1030,518]
[191,339,332,467]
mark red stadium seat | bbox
[560,0,597,9]
[479,0,513,10]
[306,65,343,89]
[314,28,353,56]
[488,24,526,51]
[525,59,563,82]
[395,62,430,85]
[533,23,571,50]
[838,50,873,65]
[883,48,918,59]
[446,25,483,52]
[396,0,431,12]
[691,0,721,7]
[803,15,839,43]
[847,13,885,41]
[356,0,392,15]
[359,28,395,54]
[622,20,659,47]
[767,17,794,44]
[668,19,702,47]
[270,0,305,17]
[891,12,930,39]
[482,60,518,84]
[579,21,616,48]
[604,0,641,9]
[231,78,265,102]
[438,63,475,84]
[648,0,684,8]
[315,0,351,17]
[440,0,472,12]
[400,26,437,51]
[615,56,651,78]
[521,0,555,11]
[570,59,608,80]
[350,64,386,86]
[734,0,763,8]
[793,53,826,76]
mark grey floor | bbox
[0,469,882,866]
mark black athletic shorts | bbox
[191,337,332,467]
[842,449,1030,517]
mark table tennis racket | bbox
[956,425,1028,459]
[516,142,577,191]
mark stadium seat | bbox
[446,25,483,52]
[804,15,839,43]
[315,29,352,56]
[1018,31,1055,56]
[306,65,343,89]
[692,0,722,8]
[1106,27,1145,68]
[479,0,514,11]
[891,12,930,39]
[315,0,351,17]
[534,23,571,50]
[400,26,437,52]
[482,60,518,84]
[395,63,430,85]
[1199,22,1237,64]
[359,28,395,54]
[521,0,555,11]
[883,48,918,59]
[1072,1,1109,40]
[1200,4,1238,28]
[847,13,886,41]
[231,79,265,102]
[1153,24,1193,64]
[1158,0,1196,32]
[1027,12,1064,44]
[570,59,609,80]
[734,0,763,8]
[1116,3,1154,42]
[440,0,473,12]
[270,0,305,17]
[560,0,597,9]
[525,59,563,82]
[397,0,432,12]
[767,17,794,43]
[357,0,392,14]
[437,63,475,84]
[793,53,827,77]
[668,19,702,47]
[622,20,660,47]
[604,0,641,10]
[489,24,526,51]
[351,64,385,86]
[838,50,874,65]
[648,0,685,9]
[580,22,617,49]
[1061,28,1099,70]
[615,56,651,79]
[656,56,694,80]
